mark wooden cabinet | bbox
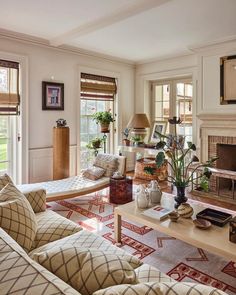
[53,127,69,180]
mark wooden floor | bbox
[127,172,236,211]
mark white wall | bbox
[135,40,236,155]
[0,37,135,183]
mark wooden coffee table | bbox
[114,193,236,261]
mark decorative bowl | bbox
[168,211,180,222]
[193,218,212,230]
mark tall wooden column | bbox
[53,126,69,180]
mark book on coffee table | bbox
[142,205,173,221]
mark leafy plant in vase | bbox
[122,128,131,146]
[86,137,104,156]
[153,117,217,208]
[92,110,115,133]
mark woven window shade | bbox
[81,73,117,101]
[0,59,20,115]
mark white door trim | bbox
[0,51,29,184]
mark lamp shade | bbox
[127,113,150,129]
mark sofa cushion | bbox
[32,246,137,295]
[93,282,227,295]
[0,173,13,189]
[0,183,37,252]
[22,188,47,213]
[94,154,118,177]
[29,230,142,270]
[81,166,106,180]
[0,228,80,295]
[32,210,82,249]
[135,264,175,283]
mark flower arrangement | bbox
[151,117,217,207]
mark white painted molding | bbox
[50,0,171,47]
[29,145,77,183]
[0,28,135,67]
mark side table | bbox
[109,176,133,204]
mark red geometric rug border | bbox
[106,221,153,235]
[57,200,114,222]
[103,232,155,259]
[167,262,236,293]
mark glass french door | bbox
[0,115,18,180]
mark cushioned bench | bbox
[17,155,126,202]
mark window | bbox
[152,78,193,144]
[80,73,116,169]
[0,59,20,178]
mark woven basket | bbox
[134,157,168,181]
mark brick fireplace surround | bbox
[200,115,236,202]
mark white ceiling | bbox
[1,0,236,63]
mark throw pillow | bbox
[81,166,105,180]
[93,154,118,177]
[31,246,138,295]
[93,281,227,295]
[0,183,37,252]
[0,173,13,190]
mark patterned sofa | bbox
[0,179,227,295]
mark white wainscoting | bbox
[29,145,77,183]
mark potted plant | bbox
[151,117,217,208]
[92,110,115,133]
[122,128,131,146]
[131,135,142,146]
[86,137,104,156]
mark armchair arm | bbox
[22,188,46,213]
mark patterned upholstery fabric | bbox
[93,281,227,295]
[0,183,37,252]
[22,188,47,213]
[29,230,142,269]
[94,154,118,177]
[0,228,80,295]
[32,210,82,249]
[32,247,138,295]
[0,173,13,189]
[135,264,175,283]
[81,166,106,180]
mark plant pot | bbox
[123,139,130,146]
[174,186,188,209]
[100,123,110,133]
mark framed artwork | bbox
[220,55,236,104]
[42,81,64,110]
[150,121,167,143]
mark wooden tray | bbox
[196,208,232,227]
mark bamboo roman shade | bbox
[81,73,117,101]
[0,59,20,115]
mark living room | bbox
[0,0,236,294]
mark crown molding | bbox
[0,28,135,67]
[197,113,236,121]
[189,35,236,53]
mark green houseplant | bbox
[92,110,115,133]
[152,117,217,208]
[122,128,131,146]
[86,137,104,156]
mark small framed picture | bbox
[150,121,167,142]
[42,81,64,110]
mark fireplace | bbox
[208,136,236,199]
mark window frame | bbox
[151,77,193,137]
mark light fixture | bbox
[127,113,150,142]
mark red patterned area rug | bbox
[47,189,236,295]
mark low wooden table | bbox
[114,193,236,261]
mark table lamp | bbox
[127,113,150,142]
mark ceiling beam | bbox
[50,0,172,47]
